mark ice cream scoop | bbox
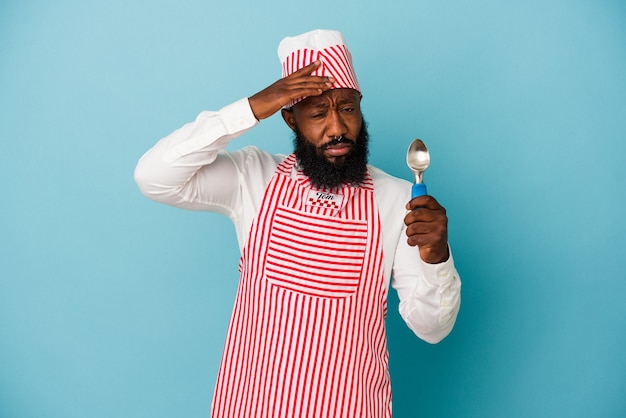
[406,139,430,198]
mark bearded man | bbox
[134,29,461,418]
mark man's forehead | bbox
[298,88,361,108]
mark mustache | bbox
[320,136,356,150]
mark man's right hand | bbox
[248,61,335,120]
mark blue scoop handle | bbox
[411,183,428,199]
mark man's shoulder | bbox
[368,165,410,236]
[223,145,285,168]
[368,164,412,192]
[368,165,411,213]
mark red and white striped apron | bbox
[211,154,391,418]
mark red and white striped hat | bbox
[278,29,361,107]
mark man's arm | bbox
[133,98,258,213]
[391,241,461,344]
[134,61,335,213]
[390,195,461,343]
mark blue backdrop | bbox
[1,1,625,417]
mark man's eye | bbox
[310,113,324,118]
[341,107,355,113]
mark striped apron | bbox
[211,154,391,418]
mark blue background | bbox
[1,1,625,417]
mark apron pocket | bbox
[264,205,368,298]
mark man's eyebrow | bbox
[310,98,357,108]
[336,98,358,106]
[305,101,330,111]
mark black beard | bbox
[293,121,369,190]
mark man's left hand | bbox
[404,195,450,264]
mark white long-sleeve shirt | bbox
[134,97,461,343]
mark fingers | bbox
[405,195,443,211]
[404,196,446,227]
[281,61,335,98]
[404,199,447,233]
[280,78,333,101]
[290,61,336,86]
[284,61,334,93]
[291,60,324,76]
[248,61,335,120]
[404,209,448,241]
[404,195,450,263]
[405,219,449,263]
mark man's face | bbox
[282,88,363,164]
[282,89,369,189]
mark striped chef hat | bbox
[278,29,361,108]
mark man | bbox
[135,29,460,418]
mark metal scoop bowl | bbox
[406,139,430,198]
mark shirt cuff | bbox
[220,97,259,134]
[420,247,458,286]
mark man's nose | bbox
[325,110,347,139]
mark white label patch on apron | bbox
[306,190,344,210]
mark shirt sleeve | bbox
[391,234,461,344]
[133,98,259,216]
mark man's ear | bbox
[281,108,297,131]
